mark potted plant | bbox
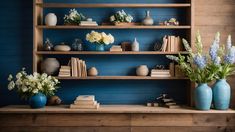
[208,32,235,110]
[166,32,216,110]
[64,9,86,25]
[86,30,114,51]
[109,10,133,26]
[8,68,60,109]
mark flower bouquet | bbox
[109,10,134,26]
[86,31,114,51]
[208,32,235,110]
[64,9,86,25]
[166,32,216,110]
[8,68,60,108]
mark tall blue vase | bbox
[29,93,47,109]
[213,79,231,110]
[194,83,212,110]
[96,44,105,51]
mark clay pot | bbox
[47,96,62,106]
[54,43,71,52]
[88,67,98,76]
[136,65,149,76]
[41,58,60,75]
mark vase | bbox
[132,38,139,51]
[54,42,71,52]
[29,93,47,109]
[96,44,105,51]
[88,67,98,76]
[142,10,154,26]
[72,39,83,51]
[136,65,149,76]
[41,58,60,75]
[213,79,231,110]
[194,83,212,110]
[45,13,57,26]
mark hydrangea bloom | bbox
[209,32,220,64]
[194,54,207,69]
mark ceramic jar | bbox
[54,43,71,52]
[45,13,57,26]
[136,65,149,76]
[88,67,98,76]
[96,44,105,51]
[142,10,154,26]
[132,38,139,51]
[213,79,231,110]
[41,58,60,75]
[29,93,47,109]
[194,83,212,111]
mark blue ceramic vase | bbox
[213,79,231,110]
[96,44,105,51]
[29,93,47,109]
[194,83,212,110]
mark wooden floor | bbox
[0,105,235,132]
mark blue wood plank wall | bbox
[0,0,189,106]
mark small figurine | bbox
[159,18,179,26]
[43,38,53,51]
[47,95,62,106]
[72,38,83,51]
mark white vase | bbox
[136,65,149,76]
[132,38,139,51]
[45,13,57,26]
[142,10,154,26]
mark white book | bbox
[76,95,95,101]
[74,100,97,105]
[70,103,100,109]
[151,74,171,77]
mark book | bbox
[170,36,175,52]
[71,57,78,77]
[151,74,171,77]
[169,63,175,77]
[165,104,180,109]
[70,103,100,109]
[167,36,171,52]
[151,69,170,73]
[162,36,168,52]
[76,95,95,101]
[74,100,97,105]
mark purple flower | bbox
[209,32,220,64]
[224,46,235,64]
[194,54,207,69]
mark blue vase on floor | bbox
[96,44,105,51]
[194,83,212,111]
[29,93,47,109]
[213,79,231,110]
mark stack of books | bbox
[161,35,183,52]
[71,57,87,77]
[110,45,122,52]
[79,21,98,26]
[150,69,171,78]
[70,95,100,109]
[156,94,180,109]
[58,66,71,77]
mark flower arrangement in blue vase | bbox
[8,68,60,109]
[208,32,235,110]
[167,31,215,110]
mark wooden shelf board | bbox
[35,51,189,55]
[36,25,191,29]
[36,3,191,8]
[1,105,234,114]
[55,76,189,80]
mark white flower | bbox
[110,15,115,22]
[32,89,38,94]
[8,74,13,81]
[16,73,22,79]
[8,81,15,90]
[21,86,28,92]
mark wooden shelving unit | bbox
[36,25,191,29]
[55,76,189,80]
[35,51,189,55]
[33,0,194,106]
[36,3,191,8]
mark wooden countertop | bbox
[0,105,235,114]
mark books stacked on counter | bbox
[150,69,171,78]
[110,45,122,52]
[71,57,87,77]
[70,95,100,109]
[156,94,180,109]
[79,21,98,26]
[161,35,183,52]
[58,66,71,77]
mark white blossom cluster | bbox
[110,10,133,23]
